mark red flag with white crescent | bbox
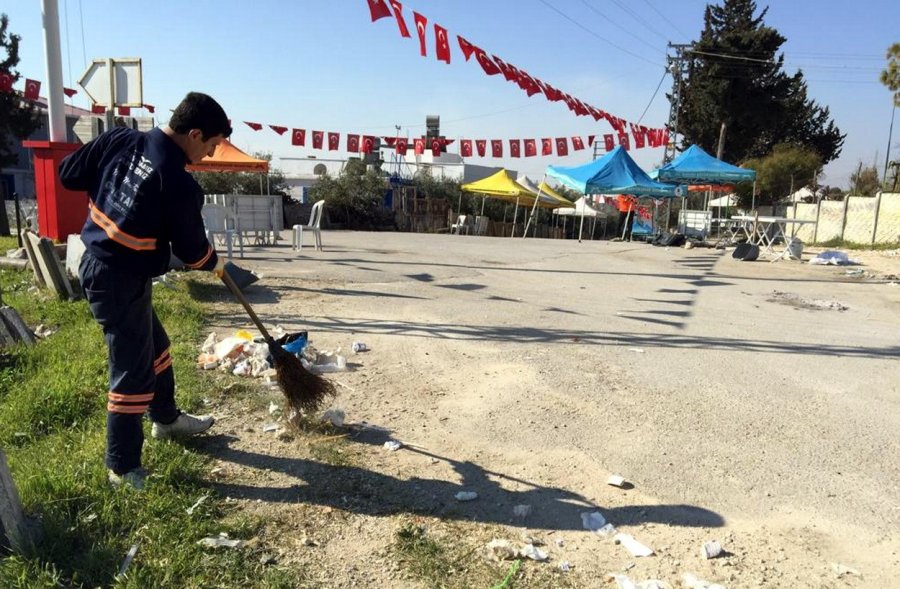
[414,138,425,155]
[434,23,450,64]
[328,132,340,151]
[292,128,306,146]
[362,135,376,153]
[24,79,41,100]
[619,134,630,150]
[382,137,398,147]
[524,139,536,157]
[491,140,503,158]
[571,136,585,151]
[347,134,360,152]
[118,106,131,116]
[366,0,392,22]
[269,125,288,135]
[475,139,486,157]
[509,139,521,158]
[541,138,553,156]
[396,137,408,155]
[0,72,13,93]
[587,135,596,148]
[457,36,475,61]
[492,55,519,82]
[245,121,263,131]
[431,139,442,156]
[413,12,428,57]
[604,134,615,151]
[312,130,324,149]
[389,0,411,37]
[555,137,569,157]
[460,139,472,157]
[473,48,501,76]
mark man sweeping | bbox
[59,92,231,489]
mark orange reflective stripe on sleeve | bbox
[89,203,158,251]
[154,357,173,375]
[185,244,214,269]
[153,348,171,367]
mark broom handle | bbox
[219,271,273,341]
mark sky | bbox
[5,0,898,188]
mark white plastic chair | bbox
[450,214,470,235]
[292,200,324,251]
[201,203,241,258]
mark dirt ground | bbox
[193,231,900,588]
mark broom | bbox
[219,271,335,414]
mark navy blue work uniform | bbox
[59,127,218,474]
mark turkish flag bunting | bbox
[516,70,541,97]
[144,104,155,113]
[524,139,536,157]
[509,139,521,158]
[618,134,630,150]
[292,128,306,146]
[414,138,425,155]
[396,138,408,155]
[328,132,340,151]
[431,139,442,156]
[587,135,595,148]
[389,0,411,37]
[492,56,519,82]
[413,12,428,57]
[604,134,615,151]
[540,82,563,102]
[366,0,392,22]
[634,130,645,149]
[347,134,359,152]
[382,137,398,147]
[0,72,12,93]
[588,106,605,121]
[312,130,324,149]
[24,79,40,100]
[475,139,486,157]
[573,99,590,116]
[91,104,105,114]
[269,125,288,135]
[457,35,476,61]
[491,140,503,158]
[555,137,569,157]
[63,87,77,98]
[460,139,472,157]
[434,23,451,64]
[541,138,553,156]
[362,135,376,153]
[473,48,501,76]
[244,121,263,131]
[572,136,585,151]
[118,106,131,116]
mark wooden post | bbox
[0,449,33,553]
[871,191,883,246]
[839,194,851,242]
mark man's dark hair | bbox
[168,92,232,140]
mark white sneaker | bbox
[108,467,149,490]
[151,413,214,440]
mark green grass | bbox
[0,258,303,588]
[813,237,900,250]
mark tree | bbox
[735,144,821,206]
[0,14,41,169]
[678,0,844,166]
[881,42,900,107]
[307,160,391,229]
[849,162,881,196]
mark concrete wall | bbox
[785,193,900,245]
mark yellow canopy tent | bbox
[186,140,269,174]
[461,169,558,237]
[538,181,572,206]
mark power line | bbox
[537,0,663,68]
[637,68,668,125]
[577,0,663,54]
[606,0,669,42]
[639,0,691,40]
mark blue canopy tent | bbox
[536,146,677,241]
[651,144,756,185]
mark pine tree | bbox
[678,0,844,165]
[0,13,41,170]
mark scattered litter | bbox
[614,533,654,557]
[34,324,57,338]
[263,423,279,433]
[554,537,565,547]
[613,574,637,589]
[383,440,402,452]
[627,348,645,354]
[682,573,725,589]
[116,542,140,577]
[607,474,627,488]
[518,544,548,561]
[831,563,861,578]
[322,408,345,427]
[259,553,277,565]
[485,539,518,561]
[580,511,607,532]
[351,341,367,353]
[559,561,572,572]
[844,268,865,276]
[303,346,348,373]
[197,533,245,549]
[186,494,210,515]
[597,523,617,538]
[809,250,859,265]
[768,291,848,311]
[700,540,723,559]
[513,504,532,518]
[201,332,218,354]
[268,402,282,416]
[454,491,479,502]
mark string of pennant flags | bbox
[0,72,156,113]
[365,0,670,143]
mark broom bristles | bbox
[269,340,336,415]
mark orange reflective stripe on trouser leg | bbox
[107,391,154,414]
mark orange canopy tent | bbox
[186,140,269,173]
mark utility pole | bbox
[664,42,692,164]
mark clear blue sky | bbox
[6,0,898,187]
